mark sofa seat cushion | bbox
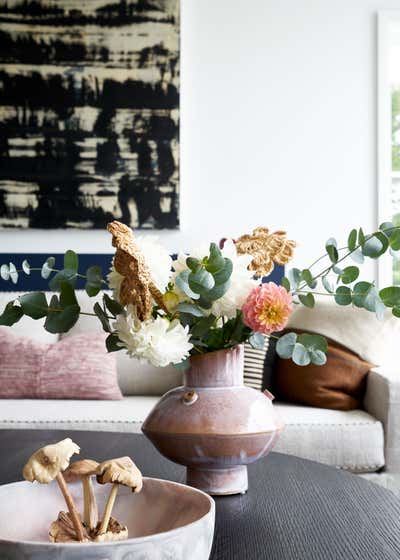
[0,398,385,473]
[274,403,385,473]
[0,396,159,433]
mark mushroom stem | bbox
[82,476,98,531]
[98,482,119,535]
[56,472,85,542]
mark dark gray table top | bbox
[0,429,399,560]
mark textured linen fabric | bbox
[0,396,384,473]
[273,404,385,473]
[0,328,122,400]
[274,334,373,410]
[364,367,400,473]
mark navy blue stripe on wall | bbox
[0,254,114,292]
[0,254,284,292]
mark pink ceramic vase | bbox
[142,344,284,495]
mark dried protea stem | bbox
[235,227,296,277]
[107,221,168,320]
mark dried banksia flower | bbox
[235,227,296,277]
[107,221,167,320]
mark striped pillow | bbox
[243,337,269,390]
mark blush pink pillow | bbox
[0,328,122,400]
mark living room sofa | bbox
[0,291,399,483]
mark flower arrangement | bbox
[1,220,400,368]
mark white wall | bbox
[3,0,400,276]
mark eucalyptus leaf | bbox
[352,281,374,309]
[0,301,23,326]
[358,228,366,245]
[106,333,122,353]
[392,306,400,318]
[379,286,400,308]
[103,293,124,316]
[322,276,334,293]
[350,248,364,264]
[49,268,77,291]
[292,343,311,366]
[297,333,328,354]
[19,292,48,319]
[41,257,55,279]
[94,302,111,333]
[85,265,103,297]
[212,258,233,285]
[298,293,315,308]
[361,233,388,258]
[341,266,359,284]
[0,264,9,281]
[59,281,78,309]
[281,277,291,292]
[22,260,30,275]
[389,229,400,251]
[177,303,205,317]
[380,221,395,233]
[249,332,265,350]
[176,270,200,300]
[347,229,357,251]
[64,250,79,272]
[188,268,215,295]
[186,257,201,273]
[334,286,352,306]
[9,262,18,284]
[44,297,80,334]
[325,238,338,263]
[288,268,301,290]
[310,349,327,366]
[276,332,297,359]
[205,243,225,273]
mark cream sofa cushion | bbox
[288,298,400,368]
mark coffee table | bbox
[1,429,400,559]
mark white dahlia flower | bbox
[210,239,256,319]
[114,307,193,367]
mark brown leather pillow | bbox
[273,333,374,411]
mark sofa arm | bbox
[364,368,400,473]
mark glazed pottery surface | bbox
[142,345,284,495]
[0,477,215,560]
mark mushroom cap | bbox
[96,456,143,493]
[63,459,99,483]
[23,438,80,484]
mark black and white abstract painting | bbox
[0,0,180,229]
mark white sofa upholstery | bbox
[0,291,398,476]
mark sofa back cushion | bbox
[273,334,373,410]
[0,291,58,344]
[288,297,400,368]
[0,327,122,400]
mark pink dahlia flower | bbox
[242,282,293,334]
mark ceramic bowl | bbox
[0,477,215,560]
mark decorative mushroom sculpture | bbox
[96,456,143,539]
[64,459,99,532]
[23,438,86,542]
